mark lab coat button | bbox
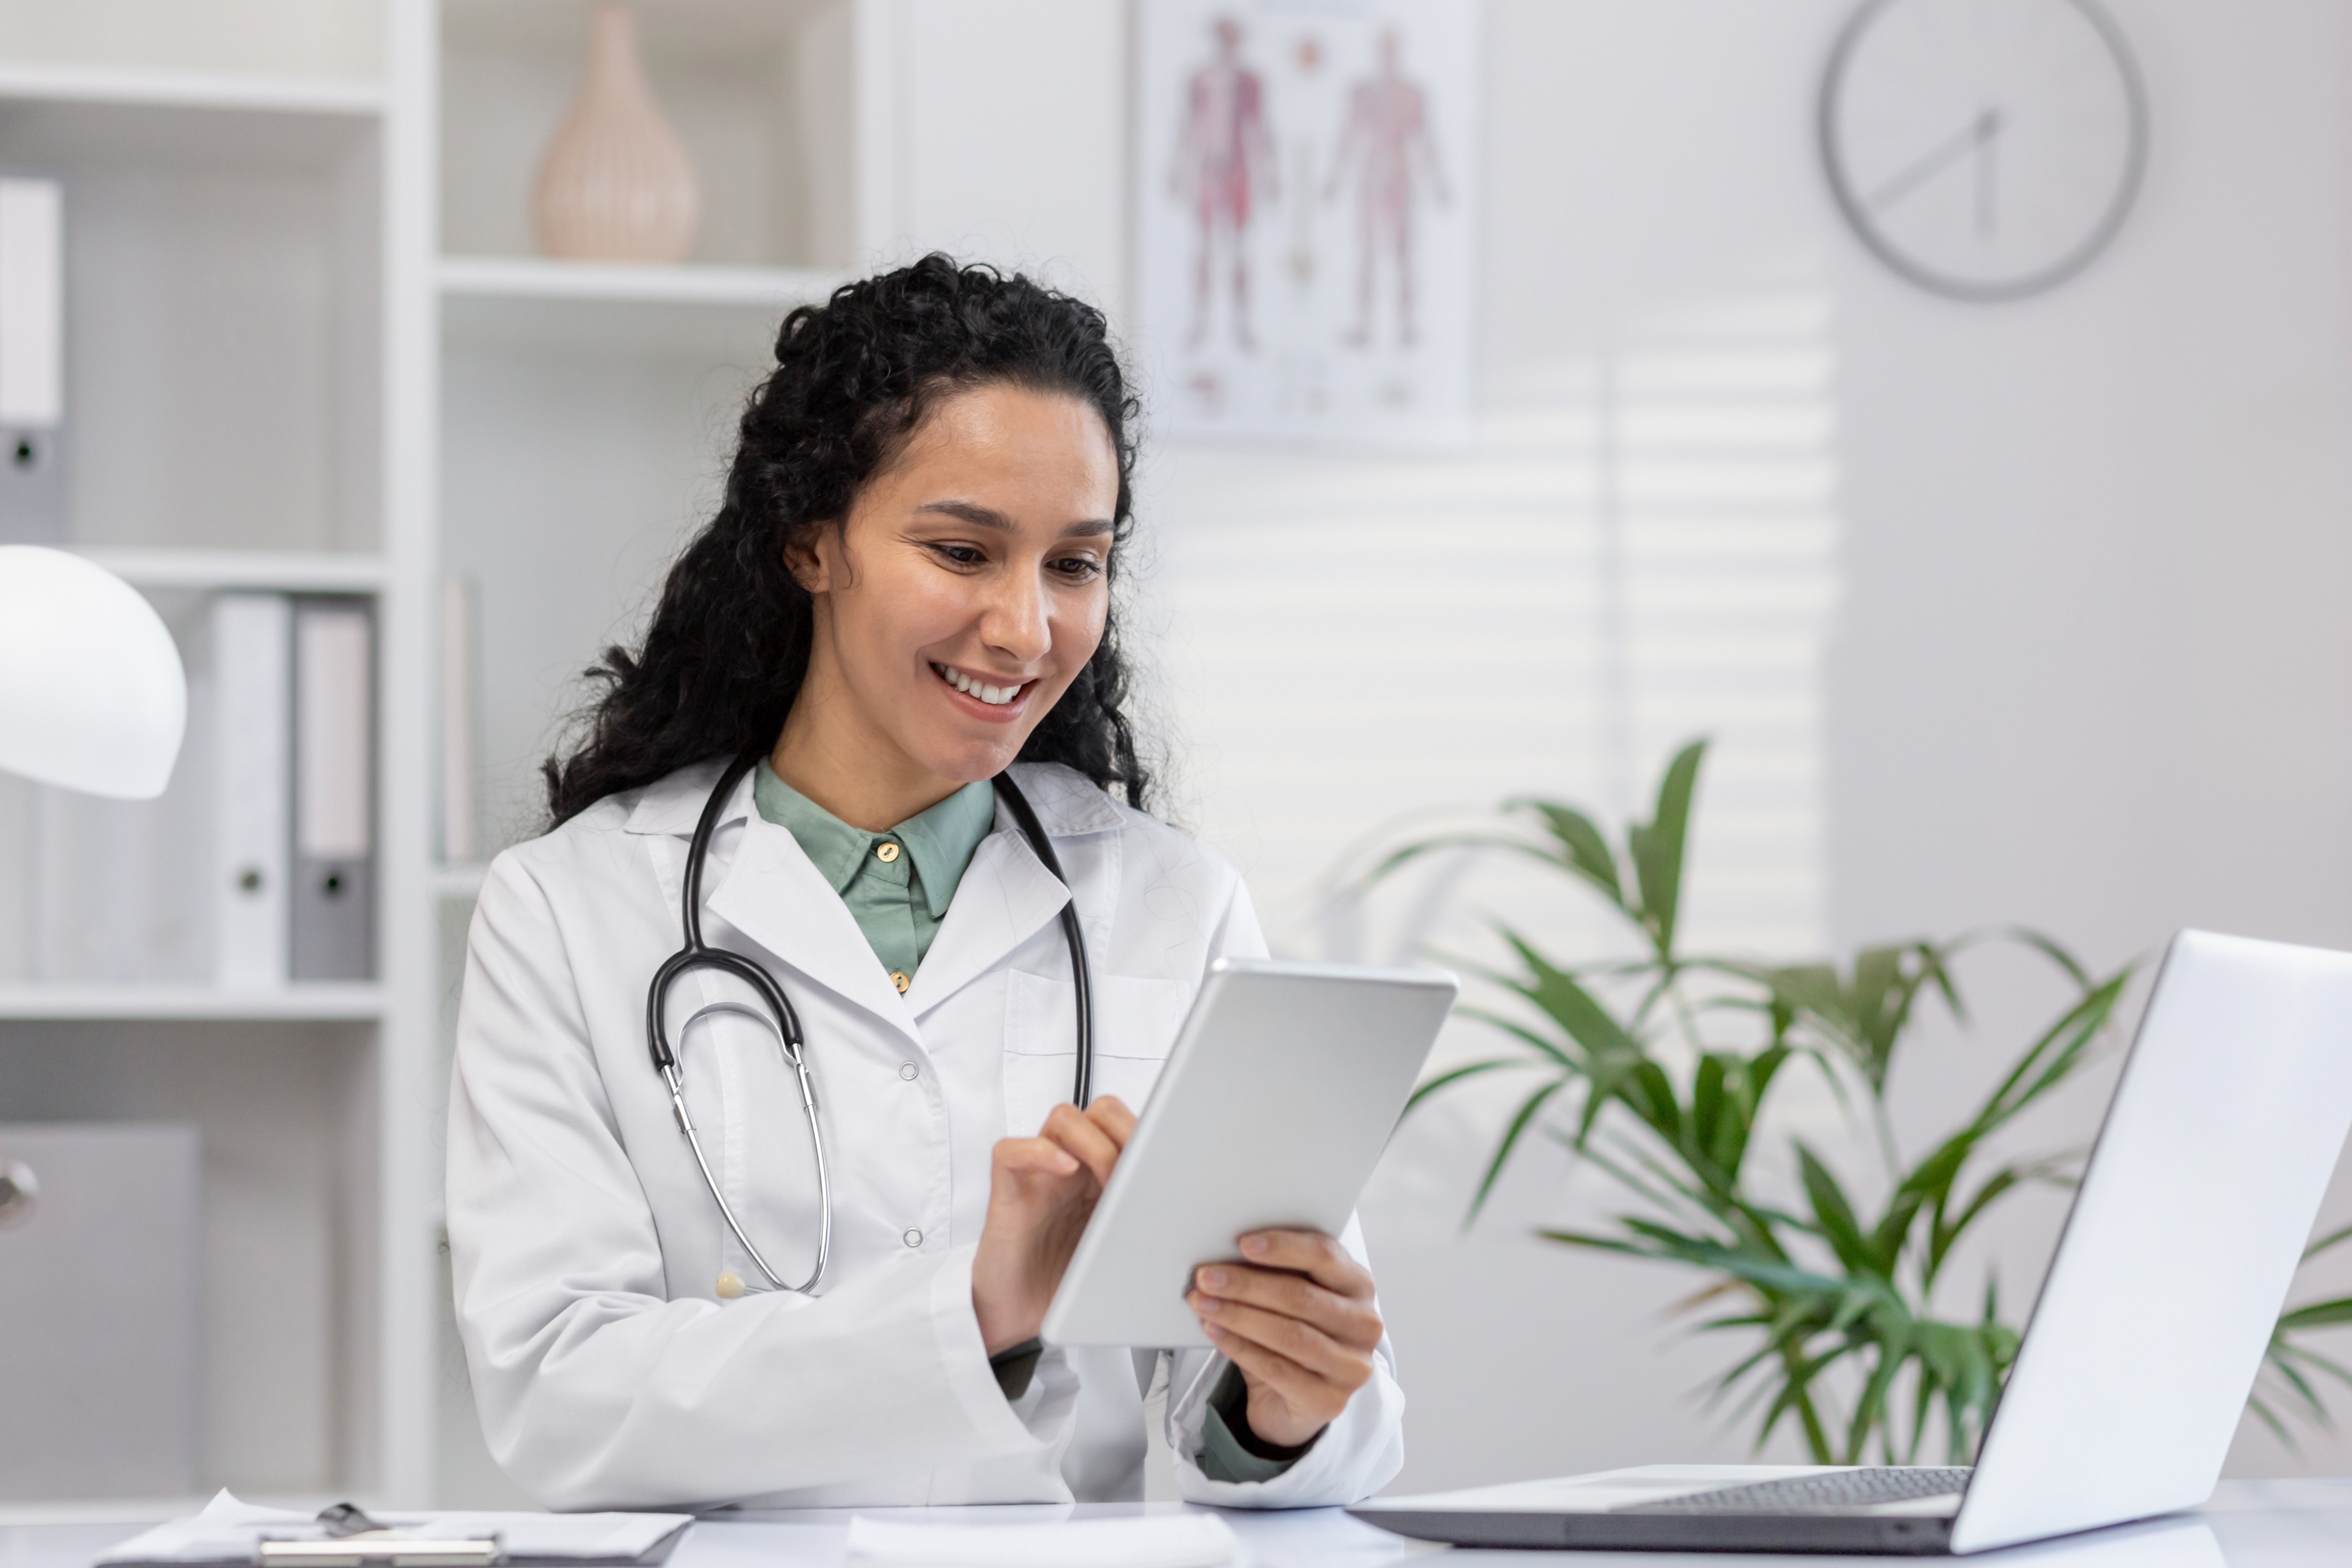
[902,1228,922,1248]
[715,1272,744,1299]
[875,841,901,863]
[898,1062,918,1080]
[890,971,911,993]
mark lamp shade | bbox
[0,546,186,800]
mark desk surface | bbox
[4,1480,2349,1568]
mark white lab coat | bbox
[446,758,1405,1511]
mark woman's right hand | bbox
[971,1096,1135,1354]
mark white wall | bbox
[890,0,1127,297]
[891,0,2352,1492]
[1823,0,2352,1482]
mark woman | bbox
[447,256,1405,1510]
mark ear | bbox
[783,523,837,595]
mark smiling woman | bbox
[541,255,1148,824]
[443,256,1406,1512]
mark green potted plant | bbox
[1374,739,2352,1461]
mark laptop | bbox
[1350,929,2352,1555]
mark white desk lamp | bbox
[0,544,186,799]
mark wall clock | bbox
[1820,0,2148,301]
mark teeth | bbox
[935,664,1021,706]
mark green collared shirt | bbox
[750,761,1310,1482]
[751,762,996,993]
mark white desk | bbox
[4,1481,2349,1568]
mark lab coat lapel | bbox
[903,824,1071,1020]
[704,807,922,1048]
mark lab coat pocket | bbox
[1002,971,1192,1136]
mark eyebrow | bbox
[915,499,1114,538]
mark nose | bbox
[980,561,1053,667]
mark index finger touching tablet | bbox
[1085,1094,1137,1147]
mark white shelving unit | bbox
[71,548,389,592]
[2,0,903,1511]
[0,63,385,116]
[0,1,401,1512]
[0,984,387,1021]
[438,253,836,304]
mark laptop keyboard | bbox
[1619,1467,1972,1515]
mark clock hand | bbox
[1974,105,2003,237]
[1867,105,2007,214]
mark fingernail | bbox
[1200,1267,1228,1290]
[1196,1294,1222,1315]
[1204,1323,1227,1341]
[1241,1235,1269,1256]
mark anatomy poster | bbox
[1136,0,1477,448]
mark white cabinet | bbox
[0,0,900,1508]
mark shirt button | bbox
[890,971,911,993]
[875,841,901,863]
[902,1228,923,1248]
[898,1062,919,1080]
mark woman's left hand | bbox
[1185,1228,1383,1450]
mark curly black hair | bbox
[542,254,1149,826]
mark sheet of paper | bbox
[98,1491,693,1566]
[842,1512,1236,1568]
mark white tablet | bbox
[1040,957,1459,1348]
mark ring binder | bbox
[291,599,375,980]
[0,174,62,543]
[212,593,292,987]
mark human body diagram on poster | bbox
[1139,1,1476,446]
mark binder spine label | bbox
[212,593,291,989]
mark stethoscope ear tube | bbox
[990,773,1094,1108]
[648,755,1094,1300]
[650,752,827,1295]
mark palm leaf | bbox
[2276,1296,2352,1333]
[1795,1145,1878,1278]
[1989,925,2096,991]
[1465,1076,1572,1223]
[1402,1056,1538,1117]
[1626,739,1706,959]
[2246,1392,2292,1446]
[1454,1005,1579,1071]
[1505,797,1627,909]
[1364,831,1557,887]
[1971,970,2130,1134]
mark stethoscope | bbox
[647,751,1095,1296]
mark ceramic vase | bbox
[532,4,700,263]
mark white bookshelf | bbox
[0,61,385,116]
[1,0,904,1512]
[0,0,399,1514]
[0,984,386,1021]
[438,253,836,305]
[71,548,388,592]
